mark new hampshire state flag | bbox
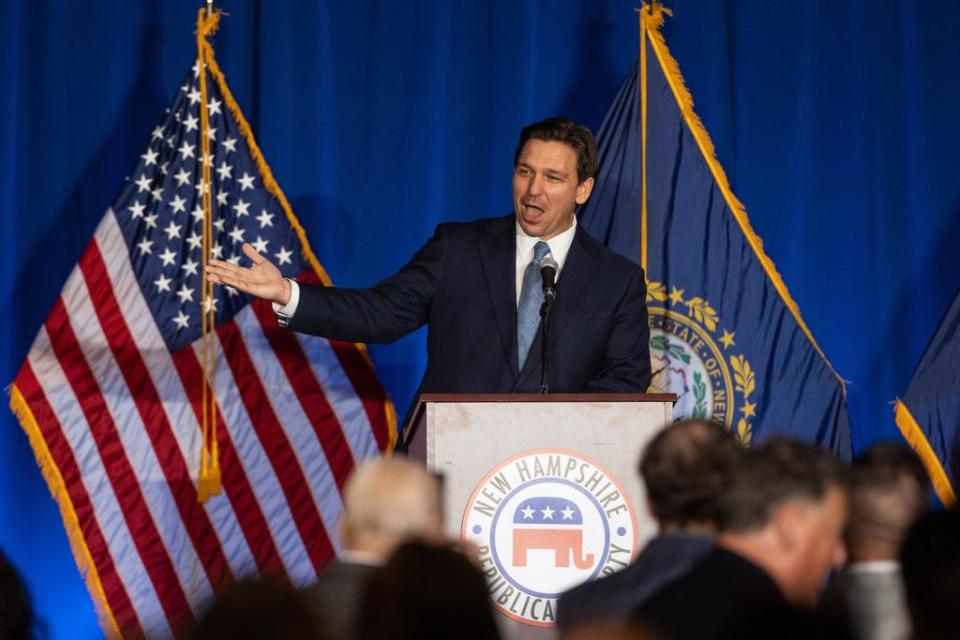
[580,5,851,457]
[895,287,960,506]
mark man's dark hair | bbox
[513,116,598,183]
[900,508,960,640]
[846,441,930,551]
[639,419,742,525]
[717,437,848,533]
[356,541,500,640]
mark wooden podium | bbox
[406,393,676,640]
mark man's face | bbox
[784,487,849,607]
[513,139,595,240]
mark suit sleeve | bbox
[584,266,652,393]
[286,225,447,344]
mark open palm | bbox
[205,242,291,305]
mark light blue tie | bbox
[517,241,551,370]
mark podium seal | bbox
[462,449,638,627]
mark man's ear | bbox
[575,177,595,205]
[771,502,804,551]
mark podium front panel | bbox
[414,397,671,640]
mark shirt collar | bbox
[514,216,578,271]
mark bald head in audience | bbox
[340,456,444,558]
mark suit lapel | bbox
[478,216,520,379]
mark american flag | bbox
[9,22,394,638]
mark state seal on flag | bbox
[462,449,638,627]
[646,281,759,445]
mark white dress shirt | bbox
[514,217,577,306]
[276,216,579,318]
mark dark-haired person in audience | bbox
[557,419,741,634]
[355,541,501,640]
[303,457,443,640]
[820,442,930,640]
[900,506,960,640]
[188,579,326,640]
[0,549,41,640]
[634,438,851,639]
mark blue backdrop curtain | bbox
[2,1,958,637]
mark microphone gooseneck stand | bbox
[539,295,554,394]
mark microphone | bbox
[539,253,559,301]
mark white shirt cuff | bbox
[272,279,301,318]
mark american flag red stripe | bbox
[217,320,337,574]
[10,30,396,636]
[170,347,287,577]
[79,241,233,594]
[14,363,144,638]
[251,299,356,492]
[44,297,195,629]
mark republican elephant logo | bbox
[511,496,594,569]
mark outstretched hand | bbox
[205,243,291,305]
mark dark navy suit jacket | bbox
[557,532,714,632]
[288,215,651,394]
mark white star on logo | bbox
[153,274,172,293]
[158,247,177,267]
[275,247,293,266]
[541,506,555,520]
[256,209,274,228]
[561,506,575,520]
[176,284,194,303]
[232,199,251,217]
[140,148,158,166]
[222,136,238,153]
[216,161,233,181]
[164,221,182,240]
[251,235,269,253]
[169,195,187,214]
[521,506,536,520]
[128,201,146,218]
[174,168,192,187]
[173,310,190,329]
[237,172,255,191]
[183,113,199,133]
[134,174,152,193]
[178,141,195,160]
[228,226,246,244]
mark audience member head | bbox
[639,419,742,532]
[717,437,849,607]
[845,441,930,563]
[341,456,444,559]
[0,549,40,640]
[355,541,500,640]
[188,579,326,640]
[900,507,960,640]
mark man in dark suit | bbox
[634,438,851,640]
[205,117,651,396]
[556,419,742,635]
[303,456,443,639]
